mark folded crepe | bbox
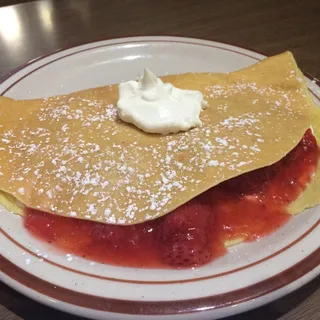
[0,52,319,225]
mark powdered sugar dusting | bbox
[0,63,311,224]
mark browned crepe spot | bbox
[0,52,314,225]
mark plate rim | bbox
[1,218,319,285]
[0,35,319,318]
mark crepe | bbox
[0,52,318,225]
[288,102,320,214]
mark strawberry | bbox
[161,227,208,246]
[302,129,317,149]
[283,129,318,164]
[161,199,211,236]
[160,232,212,267]
[158,201,212,267]
[221,161,281,195]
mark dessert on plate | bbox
[0,51,319,268]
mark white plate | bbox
[0,36,319,320]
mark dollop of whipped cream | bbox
[117,69,205,134]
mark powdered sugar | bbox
[208,160,219,167]
[0,66,310,225]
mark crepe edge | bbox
[287,70,320,214]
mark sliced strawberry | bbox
[161,227,208,246]
[283,129,318,164]
[161,200,211,237]
[160,232,212,267]
[158,201,213,267]
[220,161,281,195]
[302,129,317,149]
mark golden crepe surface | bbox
[0,52,318,225]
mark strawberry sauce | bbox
[24,130,319,268]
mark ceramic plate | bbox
[0,36,319,320]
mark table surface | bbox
[0,0,319,319]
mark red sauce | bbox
[24,129,320,268]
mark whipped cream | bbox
[117,69,205,134]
